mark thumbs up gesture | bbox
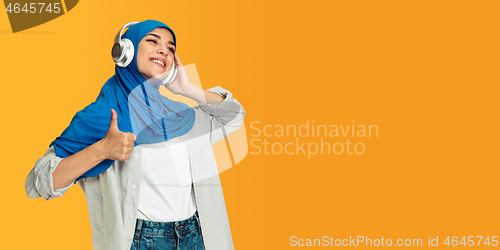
[100,109,137,161]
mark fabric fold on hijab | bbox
[49,20,195,182]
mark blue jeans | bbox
[130,211,206,250]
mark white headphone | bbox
[111,21,177,85]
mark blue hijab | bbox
[49,20,196,182]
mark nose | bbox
[157,47,165,55]
[157,43,169,56]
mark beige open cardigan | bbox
[26,86,246,250]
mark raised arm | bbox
[163,53,225,105]
[163,54,246,145]
[196,86,246,145]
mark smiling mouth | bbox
[150,59,165,67]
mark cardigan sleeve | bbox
[196,86,246,146]
[25,146,74,200]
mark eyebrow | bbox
[146,33,176,47]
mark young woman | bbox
[25,20,245,250]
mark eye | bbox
[168,47,175,53]
[147,39,158,44]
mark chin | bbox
[157,70,170,78]
[147,76,162,82]
[146,72,166,82]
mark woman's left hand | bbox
[164,53,194,96]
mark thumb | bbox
[108,109,119,131]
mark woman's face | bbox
[137,27,176,82]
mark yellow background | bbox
[1,0,499,249]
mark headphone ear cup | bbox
[169,68,177,85]
[161,60,177,85]
[111,42,124,63]
[113,38,135,68]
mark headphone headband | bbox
[114,21,139,45]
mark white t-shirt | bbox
[137,137,196,222]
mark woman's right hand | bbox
[164,53,194,96]
[99,109,136,161]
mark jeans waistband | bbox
[134,211,201,238]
